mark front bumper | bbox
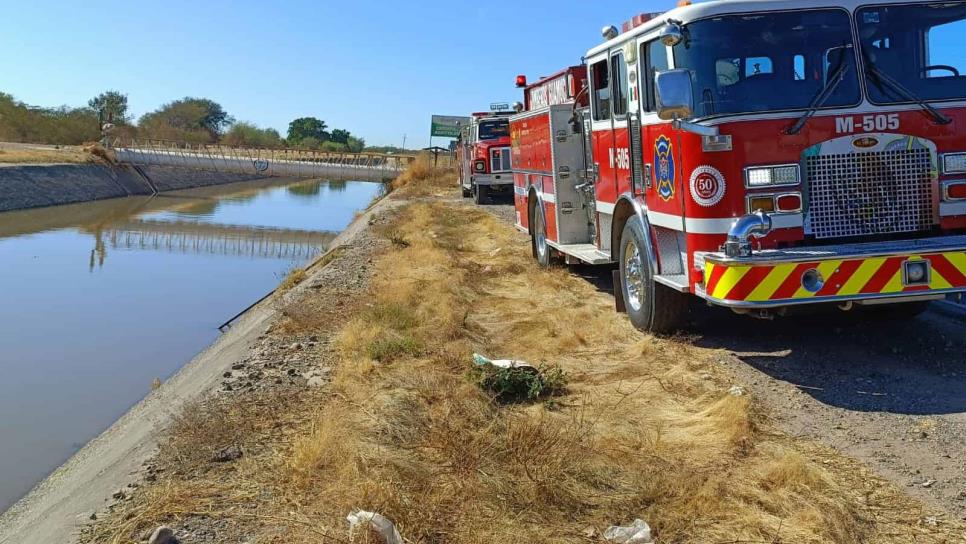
[698,235,966,308]
[471,173,512,187]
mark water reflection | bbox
[0,178,383,513]
[83,221,336,271]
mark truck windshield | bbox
[478,120,509,140]
[857,2,966,104]
[673,9,860,117]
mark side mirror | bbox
[654,69,694,121]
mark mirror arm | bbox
[672,118,719,137]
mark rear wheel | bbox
[531,202,552,267]
[473,184,488,204]
[619,219,688,333]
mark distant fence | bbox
[111,138,415,182]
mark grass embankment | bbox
[85,159,962,543]
[0,143,102,164]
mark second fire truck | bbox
[458,112,513,204]
[511,0,966,332]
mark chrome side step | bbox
[654,274,689,292]
[547,241,612,265]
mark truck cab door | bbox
[588,54,617,250]
[637,37,682,229]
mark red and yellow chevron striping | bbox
[703,251,966,303]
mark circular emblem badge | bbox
[689,166,726,207]
[253,159,270,172]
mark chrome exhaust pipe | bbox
[723,211,772,258]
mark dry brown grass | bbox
[0,144,97,164]
[85,175,965,543]
[389,152,458,197]
[275,267,308,297]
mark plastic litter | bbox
[472,353,537,372]
[728,385,746,396]
[346,510,403,544]
[603,519,653,543]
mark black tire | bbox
[461,184,472,198]
[530,201,552,267]
[473,184,488,204]
[618,219,688,333]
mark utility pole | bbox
[402,134,407,151]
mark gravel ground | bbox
[478,197,966,521]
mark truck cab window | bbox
[674,9,859,116]
[858,3,966,104]
[640,40,669,112]
[590,58,611,121]
[611,52,629,117]
[477,120,509,140]
[794,54,805,80]
[926,19,966,78]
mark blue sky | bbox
[0,0,674,148]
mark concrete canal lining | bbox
[0,163,272,213]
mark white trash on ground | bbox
[603,519,653,543]
[346,510,403,544]
[728,385,747,396]
[472,353,537,372]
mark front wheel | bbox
[619,219,688,333]
[461,184,472,198]
[473,184,488,205]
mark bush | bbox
[0,92,100,145]
[472,361,568,402]
[222,122,283,148]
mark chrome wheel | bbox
[623,238,645,313]
[534,207,548,262]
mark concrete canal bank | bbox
[0,163,266,213]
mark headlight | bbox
[474,160,486,172]
[943,153,966,174]
[744,164,800,188]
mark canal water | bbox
[0,178,383,512]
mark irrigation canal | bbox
[0,177,383,512]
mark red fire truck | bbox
[511,0,966,332]
[457,112,513,204]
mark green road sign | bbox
[431,115,471,138]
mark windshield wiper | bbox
[786,63,850,135]
[863,57,951,125]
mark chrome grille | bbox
[490,147,511,172]
[805,148,935,239]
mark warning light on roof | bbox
[621,12,664,33]
[515,75,527,88]
[678,0,692,6]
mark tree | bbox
[298,136,322,149]
[346,135,365,153]
[329,128,351,144]
[0,93,99,144]
[88,91,129,124]
[222,121,283,148]
[138,97,234,143]
[287,117,328,145]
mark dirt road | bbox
[483,197,966,522]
